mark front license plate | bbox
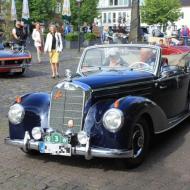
[11,68,22,73]
[39,142,71,156]
[39,132,71,156]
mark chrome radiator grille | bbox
[49,83,84,133]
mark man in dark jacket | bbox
[12,21,26,46]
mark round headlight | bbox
[32,127,42,140]
[103,108,124,133]
[8,104,25,125]
[77,131,88,145]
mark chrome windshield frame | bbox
[77,44,161,77]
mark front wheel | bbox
[126,118,150,169]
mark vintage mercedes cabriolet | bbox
[5,44,190,168]
[0,43,32,75]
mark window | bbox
[113,13,116,23]
[114,0,118,5]
[109,0,113,6]
[55,2,61,14]
[103,13,107,23]
[108,13,111,23]
[119,0,123,5]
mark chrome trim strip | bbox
[92,80,154,92]
[155,112,190,134]
[4,138,133,158]
[72,146,133,158]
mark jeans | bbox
[183,36,188,46]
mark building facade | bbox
[97,0,190,28]
[175,0,190,28]
[97,0,132,27]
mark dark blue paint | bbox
[83,96,168,149]
[9,93,50,139]
[75,70,154,89]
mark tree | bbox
[15,0,57,22]
[128,0,141,43]
[70,0,99,29]
[1,0,13,41]
[141,0,181,27]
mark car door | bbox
[153,65,190,119]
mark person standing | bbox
[44,24,63,78]
[181,25,190,46]
[32,22,44,63]
[12,21,26,46]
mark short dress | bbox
[49,34,60,64]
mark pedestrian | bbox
[181,25,190,46]
[12,21,26,47]
[102,24,109,43]
[44,24,63,78]
[32,22,44,63]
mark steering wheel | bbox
[129,62,151,69]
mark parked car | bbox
[5,44,190,168]
[0,43,32,75]
[152,28,164,37]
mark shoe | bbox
[51,75,55,79]
[56,74,60,78]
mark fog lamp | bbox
[32,127,42,140]
[77,131,88,145]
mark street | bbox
[1,47,190,190]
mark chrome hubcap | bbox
[132,123,145,158]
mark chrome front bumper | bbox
[5,137,133,159]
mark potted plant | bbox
[83,32,99,46]
[65,32,78,49]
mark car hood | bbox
[74,70,155,90]
[0,49,30,59]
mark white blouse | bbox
[44,32,63,52]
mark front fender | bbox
[83,96,168,149]
[9,92,50,139]
[118,96,168,133]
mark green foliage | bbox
[3,0,98,31]
[84,32,97,41]
[16,0,57,22]
[141,0,182,26]
[65,32,78,41]
[1,1,14,42]
[70,0,99,28]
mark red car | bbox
[0,43,32,75]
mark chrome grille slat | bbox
[49,83,84,133]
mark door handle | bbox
[159,85,167,89]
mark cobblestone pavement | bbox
[1,46,190,190]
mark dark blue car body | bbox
[5,44,190,168]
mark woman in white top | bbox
[32,22,44,63]
[44,24,63,78]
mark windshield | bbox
[80,46,158,75]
